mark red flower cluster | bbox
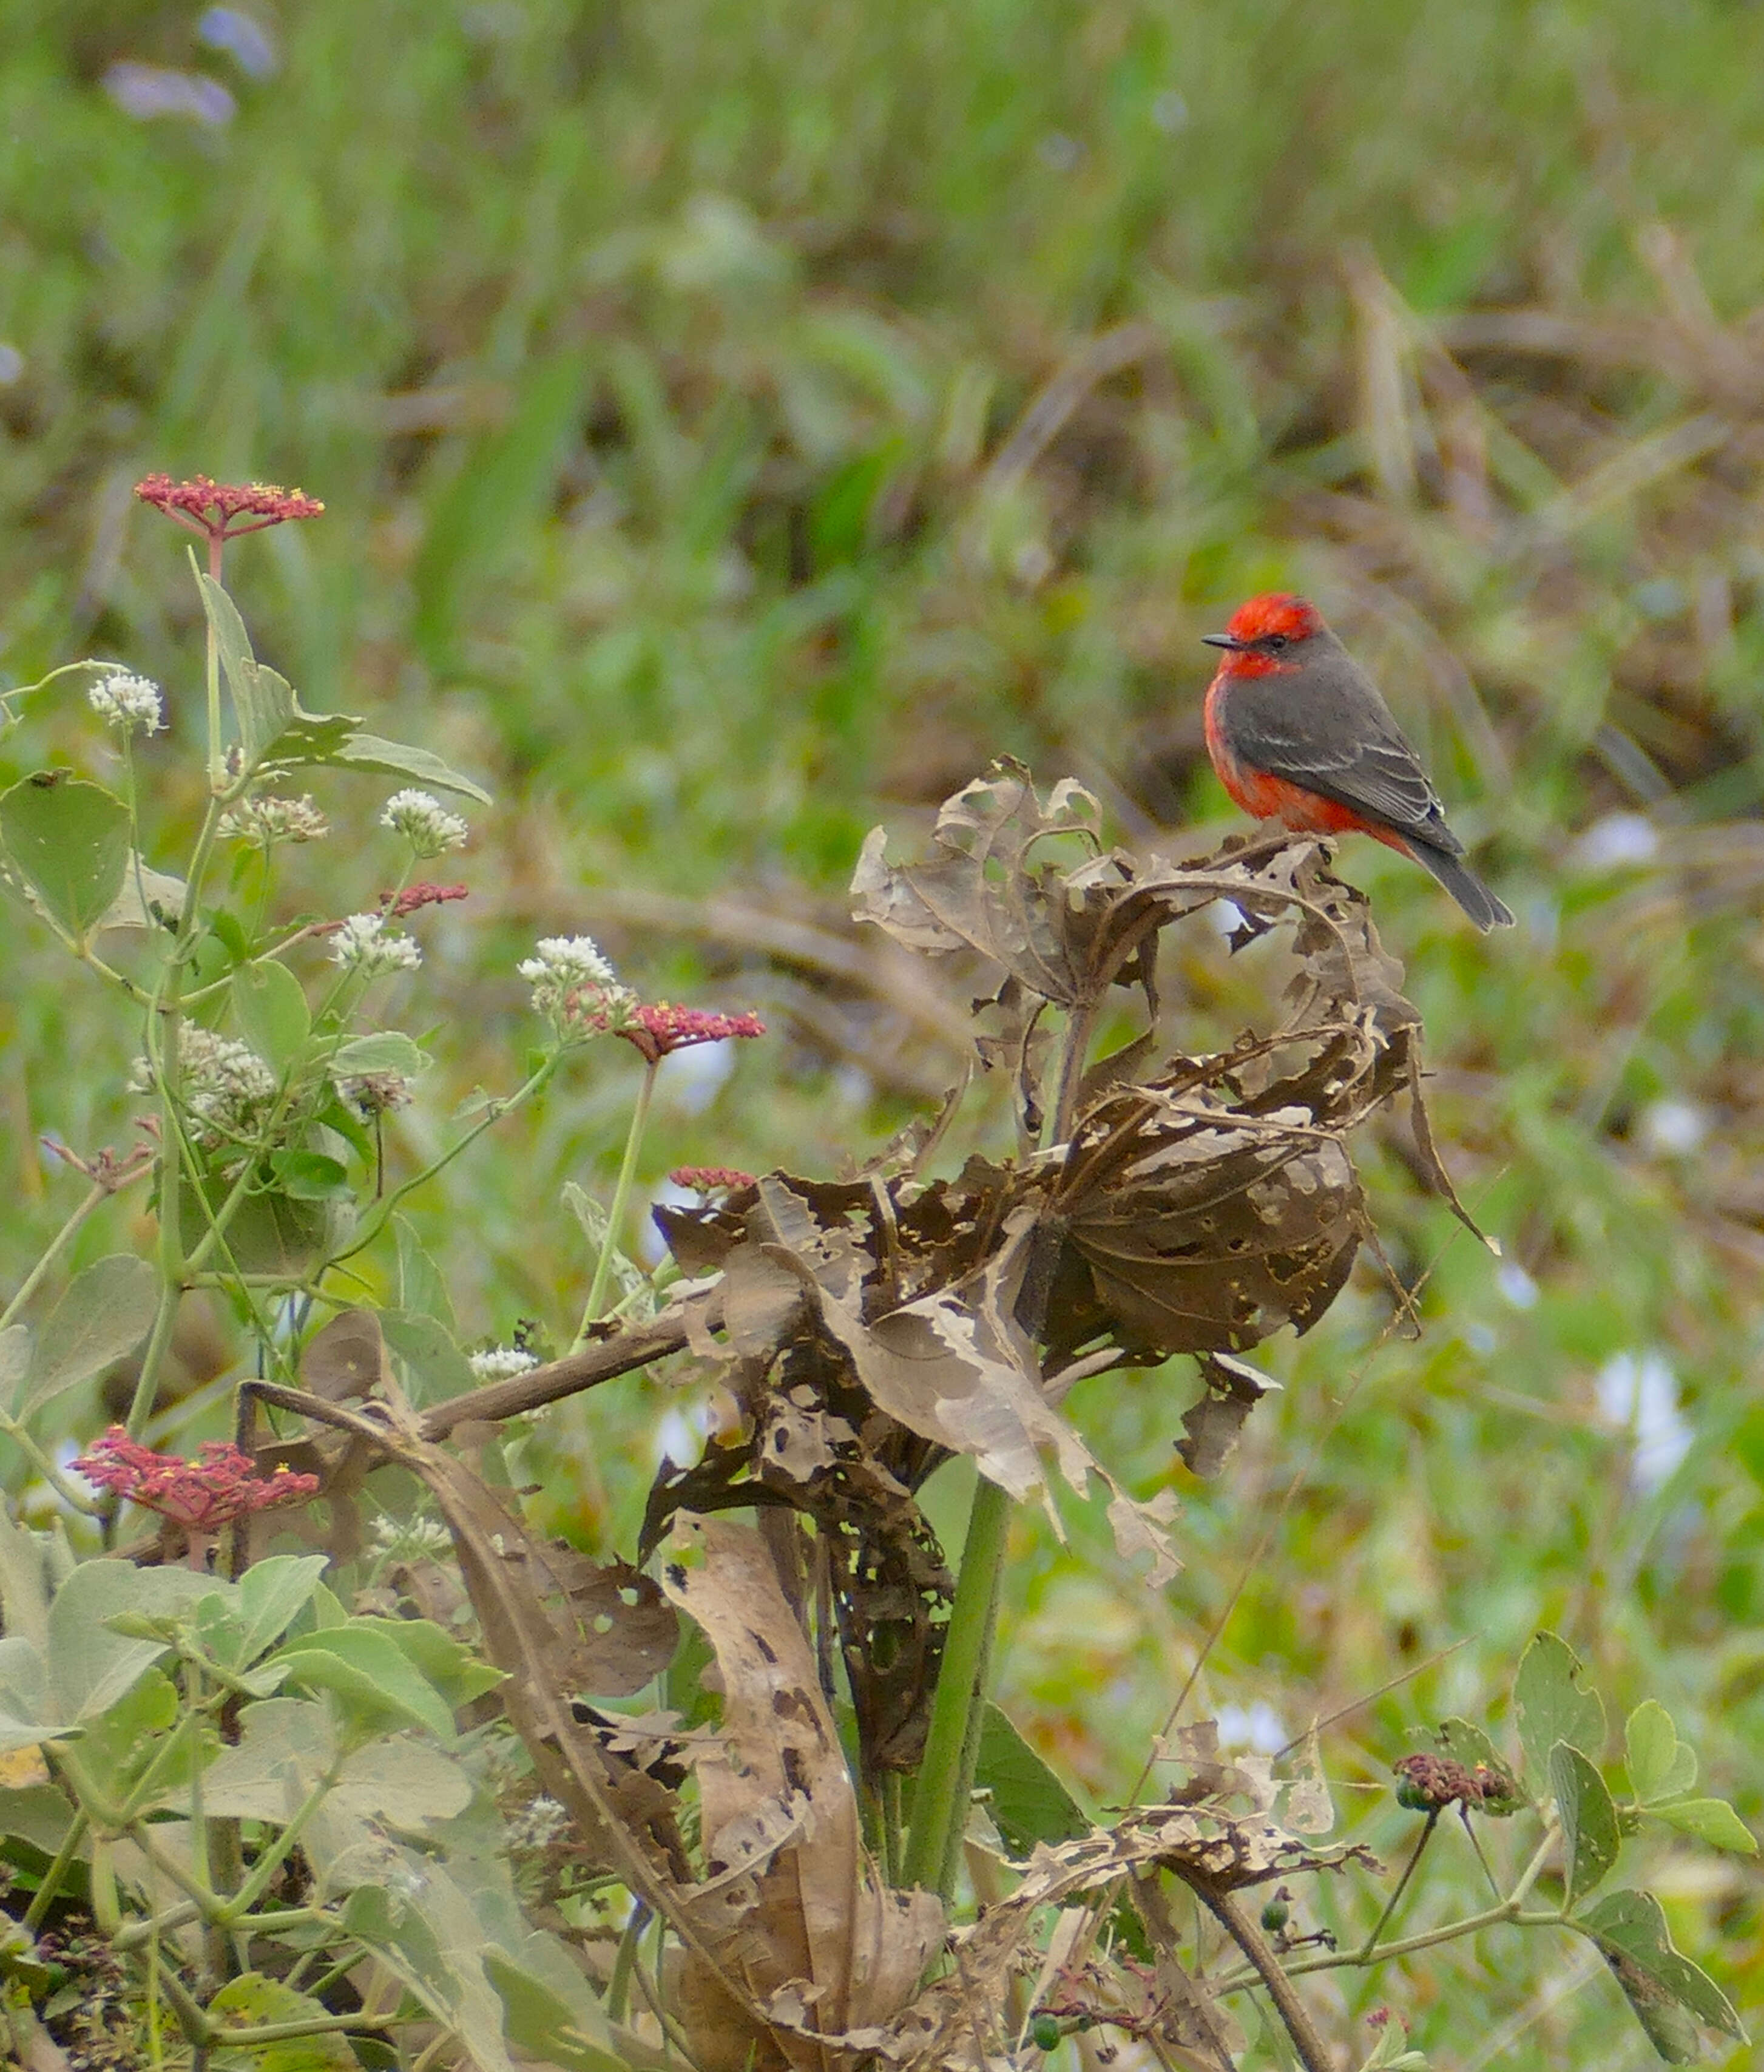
[380,881,468,919]
[614,1005,766,1066]
[72,1427,319,1530]
[135,475,325,537]
[668,1166,758,1193]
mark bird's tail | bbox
[1405,839,1514,931]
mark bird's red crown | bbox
[1223,592,1326,644]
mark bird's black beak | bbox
[1201,632,1244,651]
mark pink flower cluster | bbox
[72,1427,320,1530]
[613,1004,766,1066]
[135,474,325,541]
[667,1166,757,1194]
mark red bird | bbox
[1201,593,1513,931]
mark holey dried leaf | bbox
[662,1515,943,2071]
[850,760,1116,1004]
[761,1191,1179,1586]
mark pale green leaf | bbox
[395,1213,457,1335]
[1625,1699,1697,1804]
[1550,1741,1619,1904]
[975,1702,1091,1855]
[378,1307,476,1406]
[208,1972,356,2071]
[0,776,131,945]
[1647,1796,1757,1852]
[1578,1887,1746,2058]
[263,1627,457,1742]
[328,1031,428,1080]
[233,961,311,1076]
[328,733,491,804]
[45,1562,215,1725]
[1514,1631,1605,1784]
[18,1255,159,1420]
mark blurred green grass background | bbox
[4,0,1764,2058]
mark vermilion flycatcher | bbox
[1202,592,1513,931]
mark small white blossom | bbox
[131,1025,278,1141]
[88,671,164,735]
[218,793,330,846]
[340,1071,415,1118]
[380,788,468,858]
[329,911,422,976]
[371,1514,453,1558]
[505,1795,570,1850]
[468,1346,541,1382]
[518,933,630,1028]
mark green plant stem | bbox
[1219,1824,1566,1990]
[1356,1809,1439,1957]
[606,1899,650,2024]
[902,1469,1012,1897]
[20,1806,90,1932]
[0,1412,103,1511]
[0,1182,108,1333]
[573,1057,658,1348]
[325,1056,556,1268]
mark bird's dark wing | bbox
[1223,634,1461,853]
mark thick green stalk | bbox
[901,1471,1012,1896]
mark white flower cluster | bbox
[518,933,631,1029]
[370,1514,453,1559]
[329,911,422,976]
[218,793,330,847]
[130,1026,277,1141]
[504,1795,570,1850]
[87,670,164,735]
[468,1346,541,1382]
[380,788,468,858]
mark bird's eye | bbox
[1263,633,1289,652]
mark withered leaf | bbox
[663,1515,944,2070]
[1176,1354,1281,1478]
[851,760,1112,1006]
[301,1307,391,1400]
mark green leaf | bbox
[268,1148,352,1202]
[0,1494,52,1653]
[0,776,130,945]
[343,1615,503,1708]
[484,1945,637,2072]
[1578,1888,1746,2060]
[328,733,491,804]
[1550,1741,1620,1904]
[1624,1699,1697,1804]
[45,1562,214,1725]
[1514,1631,1605,1786]
[232,1556,331,1667]
[0,1636,53,1751]
[975,1702,1092,1855]
[208,1972,356,2071]
[196,572,287,771]
[1647,1797,1758,1853]
[233,961,311,1077]
[378,1308,477,1405]
[342,1871,518,2072]
[73,1669,188,1807]
[262,1627,458,1742]
[256,706,361,771]
[328,1031,428,1081]
[395,1214,457,1336]
[18,1255,159,1421]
